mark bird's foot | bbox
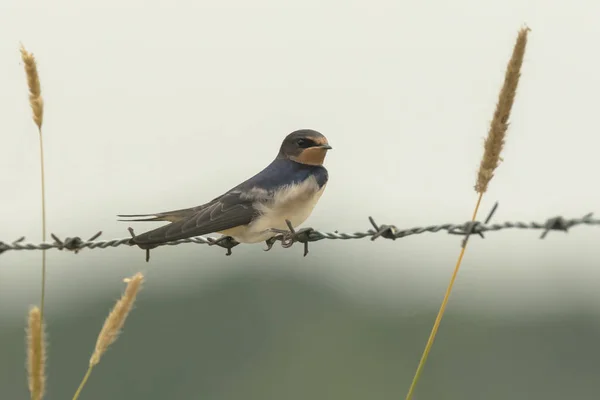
[269,220,314,256]
[263,236,278,252]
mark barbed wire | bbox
[1,203,598,261]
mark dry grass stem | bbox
[475,26,530,194]
[406,27,530,400]
[27,306,46,400]
[20,44,48,317]
[72,273,144,400]
[19,45,44,131]
[90,272,144,366]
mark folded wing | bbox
[122,191,258,249]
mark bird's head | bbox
[278,129,332,166]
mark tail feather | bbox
[118,205,208,249]
[118,206,199,223]
[117,214,170,222]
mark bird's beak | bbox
[318,144,333,150]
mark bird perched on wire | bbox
[118,129,332,250]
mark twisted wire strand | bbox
[0,212,597,257]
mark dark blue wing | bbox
[130,191,257,249]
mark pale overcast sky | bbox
[1,0,599,316]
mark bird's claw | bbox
[263,236,278,252]
[269,220,313,256]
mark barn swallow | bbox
[118,129,332,250]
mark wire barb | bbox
[368,217,399,241]
[447,202,499,247]
[50,231,103,254]
[206,236,240,256]
[126,227,152,262]
[538,213,592,239]
[1,211,598,258]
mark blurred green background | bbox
[1,251,599,399]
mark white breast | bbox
[222,176,327,244]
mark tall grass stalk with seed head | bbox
[72,272,144,400]
[405,26,530,400]
[20,44,48,319]
[26,306,47,400]
[19,47,144,400]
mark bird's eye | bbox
[296,138,313,148]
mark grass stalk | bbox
[26,306,47,400]
[20,44,47,318]
[72,273,144,400]
[405,26,530,400]
[39,132,47,317]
